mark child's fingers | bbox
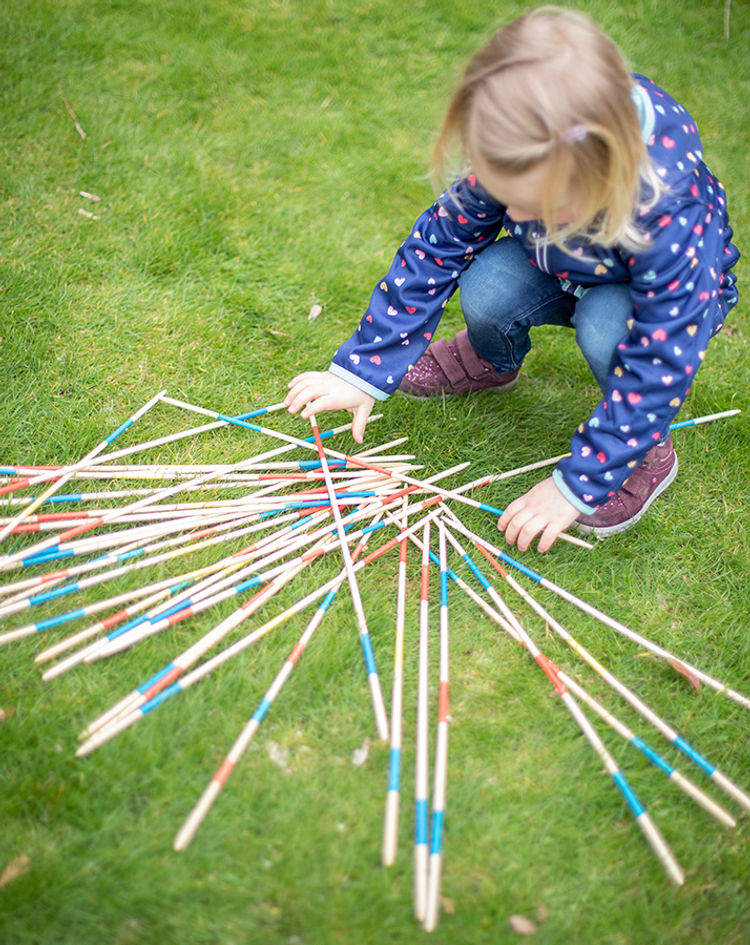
[286,378,331,413]
[285,383,312,414]
[299,391,356,420]
[536,522,563,554]
[285,372,326,408]
[498,502,524,541]
[350,402,373,444]
[502,508,539,552]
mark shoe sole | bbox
[397,375,520,400]
[575,454,679,539]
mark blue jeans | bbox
[459,237,632,393]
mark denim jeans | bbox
[459,236,632,393]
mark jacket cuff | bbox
[328,363,390,402]
[552,468,598,515]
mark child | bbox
[285,6,739,553]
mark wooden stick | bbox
[445,515,750,814]
[76,507,444,756]
[443,524,684,885]
[172,515,384,851]
[0,390,166,546]
[446,517,750,712]
[309,414,389,741]
[382,498,409,867]
[426,532,735,829]
[414,520,431,922]
[424,519,451,931]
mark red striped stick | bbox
[172,515,384,851]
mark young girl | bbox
[285,6,739,553]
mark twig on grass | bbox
[63,99,86,139]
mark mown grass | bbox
[1,1,748,943]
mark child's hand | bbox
[285,371,376,443]
[498,476,580,553]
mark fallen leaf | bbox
[509,914,537,935]
[0,853,30,887]
[536,903,549,924]
[668,658,701,691]
[440,896,455,915]
[351,737,371,767]
[308,304,323,322]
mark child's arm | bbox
[286,176,505,439]
[326,176,505,398]
[285,371,375,443]
[555,176,736,513]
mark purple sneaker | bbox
[398,329,520,398]
[575,436,678,538]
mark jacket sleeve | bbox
[329,176,506,399]
[554,179,728,510]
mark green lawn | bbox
[1,2,748,943]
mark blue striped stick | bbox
[7,476,338,574]
[422,528,736,830]
[81,493,428,733]
[446,516,750,814]
[79,501,397,734]
[1,553,231,652]
[557,671,736,828]
[75,554,319,755]
[67,402,289,470]
[0,404,291,486]
[448,517,750,713]
[51,554,308,678]
[156,395,593,551]
[0,509,270,628]
[309,414,389,742]
[414,520,431,922]
[7,467,366,578]
[42,509,333,681]
[0,390,167,547]
[78,508,342,663]
[0,416,377,574]
[35,575,203,667]
[36,560,231,677]
[172,514,384,851]
[76,506,444,757]
[382,498,409,867]
[88,517,346,662]
[0,499,290,612]
[79,506,428,744]
[81,484,458,739]
[442,524,685,885]
[1,479,388,609]
[424,519,451,931]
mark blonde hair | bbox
[435,6,660,250]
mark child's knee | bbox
[459,239,533,330]
[573,285,631,351]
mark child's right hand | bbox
[285,371,376,444]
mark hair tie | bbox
[561,124,588,144]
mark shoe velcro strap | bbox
[454,331,492,379]
[430,339,470,388]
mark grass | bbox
[1,1,748,943]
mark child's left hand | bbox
[498,476,580,553]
